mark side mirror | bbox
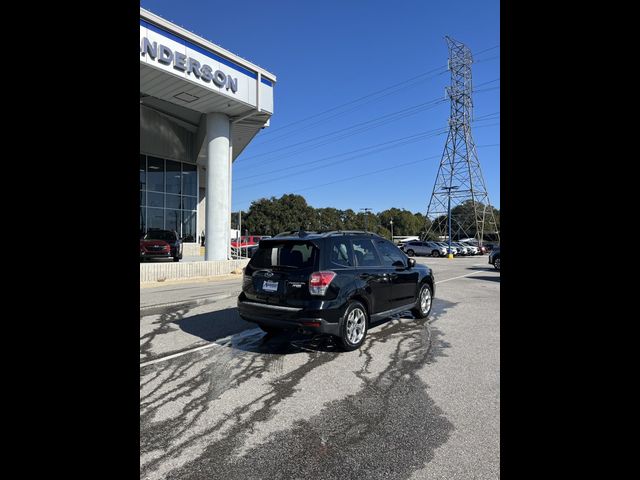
[407,258,416,268]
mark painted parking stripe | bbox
[436,270,492,284]
[140,342,222,368]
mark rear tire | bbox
[406,249,415,257]
[411,283,433,319]
[431,250,439,257]
[494,257,500,270]
[338,301,368,351]
[173,256,180,262]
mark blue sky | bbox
[140,0,500,214]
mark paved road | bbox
[140,255,499,479]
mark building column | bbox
[205,113,231,261]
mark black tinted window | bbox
[329,238,352,267]
[351,238,381,267]
[376,240,406,266]
[250,241,318,269]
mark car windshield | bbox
[144,230,176,242]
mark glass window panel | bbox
[351,238,381,267]
[140,155,146,191]
[182,210,196,243]
[140,190,146,206]
[147,192,164,208]
[182,163,197,197]
[147,156,165,192]
[139,206,146,237]
[166,193,180,209]
[147,208,164,230]
[165,209,181,234]
[375,239,405,266]
[182,196,197,210]
[166,160,181,194]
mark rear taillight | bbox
[309,271,336,296]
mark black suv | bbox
[237,231,435,351]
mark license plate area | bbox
[262,280,279,292]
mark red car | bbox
[231,235,268,248]
[140,229,183,262]
[140,238,171,261]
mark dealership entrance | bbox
[139,7,275,261]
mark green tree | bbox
[244,194,315,235]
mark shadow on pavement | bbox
[470,275,500,283]
[143,299,458,480]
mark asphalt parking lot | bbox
[140,255,500,480]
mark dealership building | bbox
[140,8,275,261]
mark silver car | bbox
[402,241,447,257]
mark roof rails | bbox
[272,229,383,238]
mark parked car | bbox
[483,243,498,252]
[140,229,183,262]
[451,242,470,256]
[460,242,480,255]
[488,247,500,270]
[436,242,458,255]
[231,235,269,248]
[401,240,447,257]
[237,231,435,351]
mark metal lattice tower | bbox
[424,37,499,245]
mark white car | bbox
[461,243,479,255]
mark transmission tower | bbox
[424,36,500,245]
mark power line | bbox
[234,129,448,190]
[234,110,498,185]
[235,81,499,167]
[234,126,452,183]
[253,65,448,139]
[237,97,447,163]
[232,122,499,210]
[252,69,449,147]
[251,45,500,140]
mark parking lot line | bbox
[140,342,223,368]
[436,269,490,284]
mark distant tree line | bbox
[232,194,499,241]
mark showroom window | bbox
[139,155,198,241]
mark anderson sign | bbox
[140,37,238,94]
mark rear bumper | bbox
[237,294,342,336]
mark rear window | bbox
[250,241,319,269]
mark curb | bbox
[140,292,236,314]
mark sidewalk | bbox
[140,276,243,310]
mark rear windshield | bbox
[250,241,319,269]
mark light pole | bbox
[390,219,394,241]
[441,186,459,259]
[360,208,372,232]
